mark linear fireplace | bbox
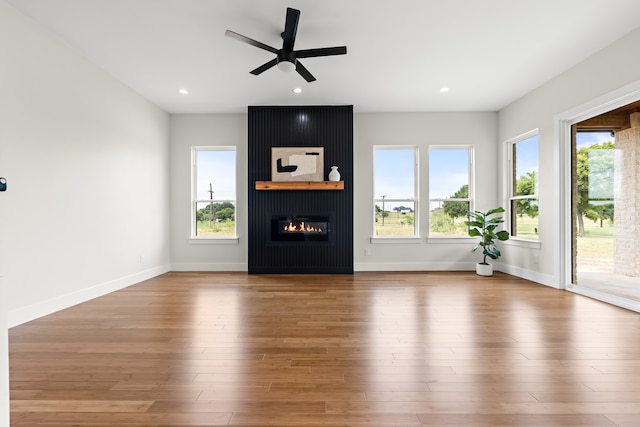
[271,215,330,242]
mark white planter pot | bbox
[476,263,493,276]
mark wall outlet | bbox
[139,255,144,265]
[364,248,371,256]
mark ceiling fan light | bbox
[277,60,296,72]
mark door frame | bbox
[556,80,640,311]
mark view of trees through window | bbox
[430,184,470,236]
[374,147,417,237]
[574,132,615,274]
[193,148,236,237]
[374,203,415,236]
[576,140,615,236]
[429,148,471,236]
[195,201,236,236]
[510,134,539,239]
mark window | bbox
[373,147,418,237]
[192,147,236,238]
[508,132,539,239]
[428,146,473,236]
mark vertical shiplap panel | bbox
[248,106,353,274]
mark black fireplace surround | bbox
[248,105,353,274]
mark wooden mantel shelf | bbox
[255,181,344,190]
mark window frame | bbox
[372,145,420,240]
[506,130,539,242]
[190,146,238,242]
[427,145,474,239]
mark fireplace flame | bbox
[283,221,323,233]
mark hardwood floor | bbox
[9,271,640,426]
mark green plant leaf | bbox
[496,230,510,241]
[465,220,483,227]
[486,207,505,216]
[468,228,482,237]
[485,245,501,259]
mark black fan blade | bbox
[250,58,278,75]
[295,46,347,58]
[295,60,316,82]
[281,8,300,51]
[225,30,278,54]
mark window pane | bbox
[374,201,415,236]
[573,131,621,298]
[195,201,236,237]
[194,148,236,238]
[510,198,538,238]
[428,147,471,237]
[196,150,236,201]
[429,201,469,236]
[374,149,415,199]
[514,135,538,196]
[429,149,469,199]
[587,148,614,201]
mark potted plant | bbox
[465,207,510,276]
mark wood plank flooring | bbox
[8,271,640,426]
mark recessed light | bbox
[178,88,189,95]
[292,87,302,94]
[440,87,450,93]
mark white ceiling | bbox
[8,0,640,114]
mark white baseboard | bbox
[170,262,248,272]
[354,261,559,290]
[355,261,477,272]
[496,263,559,289]
[8,264,170,328]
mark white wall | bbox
[170,114,248,271]
[0,0,171,326]
[498,27,640,287]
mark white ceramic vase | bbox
[328,166,340,181]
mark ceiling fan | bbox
[225,7,347,82]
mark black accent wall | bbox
[248,105,353,274]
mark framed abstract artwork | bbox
[271,147,324,181]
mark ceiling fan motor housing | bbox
[277,50,297,71]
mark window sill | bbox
[427,236,477,244]
[370,236,422,244]
[503,238,541,249]
[189,237,239,245]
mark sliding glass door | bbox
[571,106,640,302]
